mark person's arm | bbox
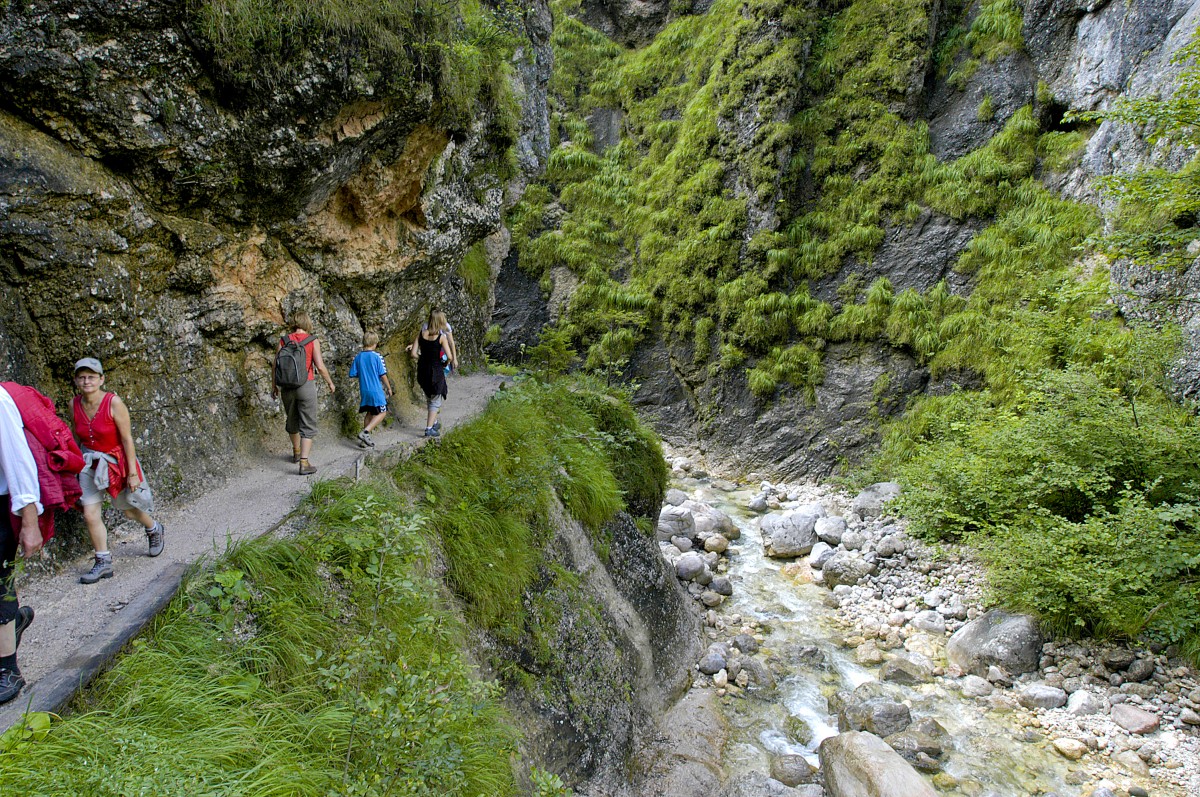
[312,340,336,393]
[410,334,420,360]
[16,502,39,558]
[271,339,280,399]
[381,373,393,397]
[110,395,143,491]
[0,391,42,556]
[444,330,459,371]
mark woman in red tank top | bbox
[71,357,164,584]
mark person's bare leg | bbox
[0,624,14,658]
[290,432,301,459]
[123,507,155,530]
[82,502,109,554]
[426,408,438,429]
[364,412,385,433]
[300,437,313,459]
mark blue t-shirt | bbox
[349,350,388,407]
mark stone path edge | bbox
[0,562,189,733]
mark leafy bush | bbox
[978,493,1200,654]
[889,369,1200,654]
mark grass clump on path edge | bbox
[0,376,665,795]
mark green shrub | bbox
[893,369,1200,537]
[887,369,1200,654]
[458,241,492,302]
[977,493,1200,654]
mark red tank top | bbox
[73,392,120,456]
[73,392,143,490]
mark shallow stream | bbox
[682,479,1081,797]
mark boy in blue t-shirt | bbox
[349,331,393,448]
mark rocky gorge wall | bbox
[489,0,1200,480]
[0,0,552,496]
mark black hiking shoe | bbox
[14,606,33,650]
[0,668,25,705]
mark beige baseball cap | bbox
[74,357,104,374]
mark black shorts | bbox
[359,404,386,416]
[1,494,19,626]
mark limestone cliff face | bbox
[491,0,1200,479]
[0,0,551,495]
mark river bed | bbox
[671,476,1192,797]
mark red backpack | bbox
[2,382,84,543]
[1,382,84,474]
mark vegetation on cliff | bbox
[195,0,522,145]
[0,377,666,794]
[512,0,1200,655]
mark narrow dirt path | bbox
[1,373,506,731]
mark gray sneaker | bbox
[146,522,165,557]
[80,555,114,584]
[357,430,375,448]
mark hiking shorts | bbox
[282,380,318,439]
[79,466,143,511]
[359,404,386,416]
[426,394,444,412]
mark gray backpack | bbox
[274,335,314,389]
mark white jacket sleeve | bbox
[0,386,42,516]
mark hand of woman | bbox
[127,473,142,491]
[18,508,41,558]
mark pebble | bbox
[1052,738,1088,759]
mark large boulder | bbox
[1111,703,1160,735]
[820,731,938,797]
[686,500,737,538]
[838,698,912,738]
[658,505,696,541]
[822,551,875,587]
[760,510,820,558]
[946,610,1043,677]
[851,483,901,519]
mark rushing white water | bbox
[681,478,1080,797]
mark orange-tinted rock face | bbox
[0,1,550,503]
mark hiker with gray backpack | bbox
[272,312,335,475]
